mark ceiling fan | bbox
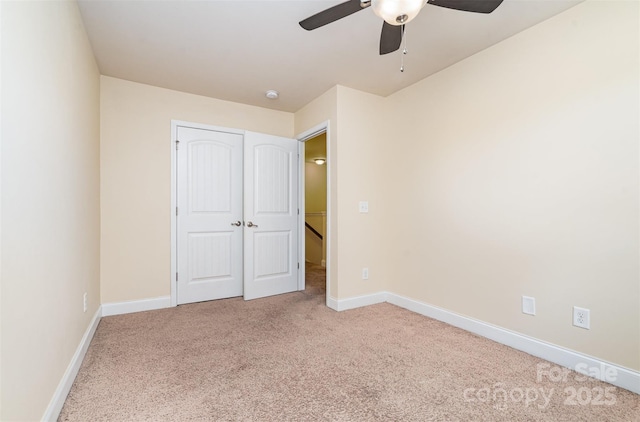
[299,0,504,55]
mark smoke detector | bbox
[265,90,279,100]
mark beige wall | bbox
[305,133,327,213]
[100,77,294,303]
[382,0,639,370]
[0,1,101,420]
[305,164,327,212]
[295,86,392,299]
[334,86,389,298]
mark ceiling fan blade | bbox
[427,0,504,14]
[379,22,403,55]
[299,0,368,31]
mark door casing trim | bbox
[295,121,330,307]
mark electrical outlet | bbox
[362,267,369,280]
[83,292,87,313]
[573,306,590,329]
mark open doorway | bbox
[303,132,327,298]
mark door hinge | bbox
[176,207,178,216]
[176,140,180,150]
[297,262,300,269]
[176,272,178,282]
[298,208,300,215]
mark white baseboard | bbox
[326,295,339,311]
[41,295,171,420]
[333,291,640,395]
[329,291,387,312]
[102,296,171,317]
[42,307,102,421]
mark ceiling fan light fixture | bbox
[371,0,426,26]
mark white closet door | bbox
[243,131,299,300]
[176,126,243,304]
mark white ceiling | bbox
[78,0,583,113]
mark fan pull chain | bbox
[400,25,407,73]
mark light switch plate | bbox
[522,296,536,315]
[359,201,369,213]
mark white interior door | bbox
[243,131,299,300]
[176,126,243,304]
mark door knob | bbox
[231,221,242,227]
[246,221,258,228]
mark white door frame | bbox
[296,121,330,306]
[170,120,312,307]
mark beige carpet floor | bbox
[59,263,638,421]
